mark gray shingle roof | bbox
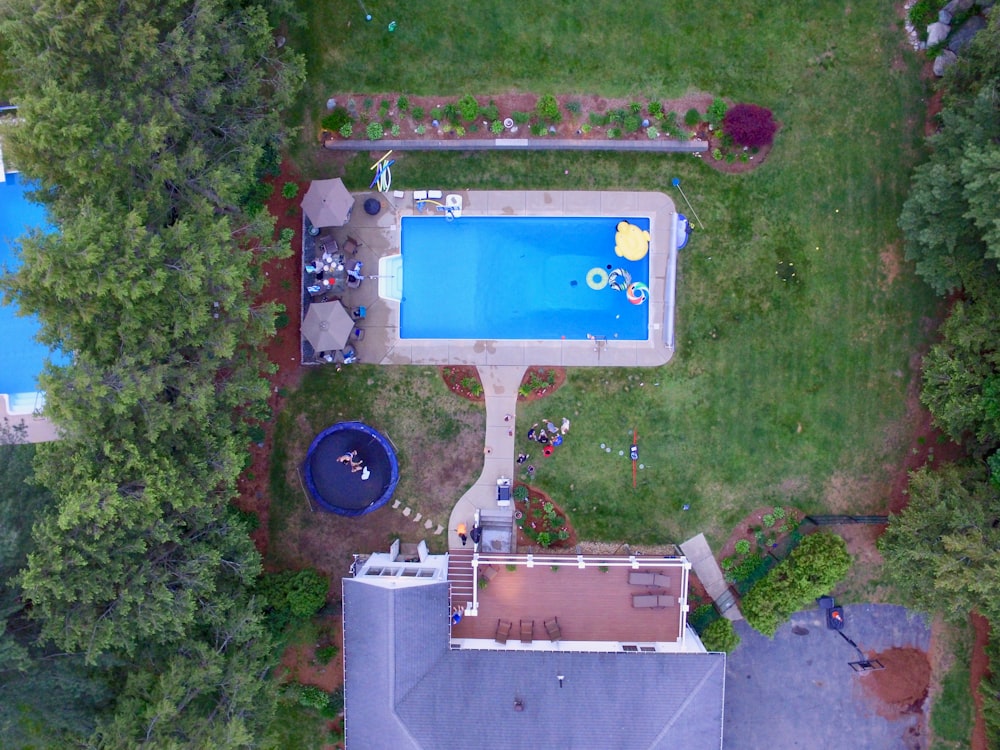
[343,578,725,750]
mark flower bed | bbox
[513,483,577,550]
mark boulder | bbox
[927,22,951,46]
[938,10,952,24]
[943,0,975,14]
[933,49,958,77]
[947,16,987,52]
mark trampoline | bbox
[303,421,400,516]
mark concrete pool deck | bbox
[307,189,681,549]
[318,189,678,370]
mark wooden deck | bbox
[451,558,685,644]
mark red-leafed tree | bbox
[723,103,778,148]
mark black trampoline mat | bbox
[308,429,394,511]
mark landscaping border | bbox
[321,138,708,153]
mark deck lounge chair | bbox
[657,595,675,607]
[653,573,671,588]
[495,619,512,645]
[520,620,534,644]
[629,572,655,586]
[632,594,659,609]
[544,617,561,641]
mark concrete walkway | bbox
[447,365,525,549]
[680,533,742,621]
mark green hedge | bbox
[741,532,851,637]
[700,618,741,653]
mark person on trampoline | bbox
[337,449,358,465]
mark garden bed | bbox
[440,365,566,402]
[513,482,577,550]
[318,92,774,173]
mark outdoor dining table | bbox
[309,263,348,296]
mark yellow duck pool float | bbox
[614,221,650,261]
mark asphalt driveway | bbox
[723,604,931,750]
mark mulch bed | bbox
[440,365,566,402]
[513,483,578,551]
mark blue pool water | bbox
[400,216,650,340]
[0,174,67,403]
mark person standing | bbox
[456,522,468,546]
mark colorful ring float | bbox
[608,268,632,291]
[586,267,609,290]
[627,281,649,305]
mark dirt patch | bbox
[880,242,904,290]
[860,647,931,721]
[970,613,990,750]
[717,505,803,563]
[275,615,343,693]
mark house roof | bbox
[343,578,725,750]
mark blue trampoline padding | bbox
[303,421,399,517]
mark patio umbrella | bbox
[301,178,354,228]
[302,300,354,352]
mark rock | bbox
[926,22,951,46]
[933,49,958,77]
[943,0,974,14]
[947,15,986,52]
[938,10,952,24]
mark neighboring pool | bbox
[399,216,650,340]
[0,173,66,410]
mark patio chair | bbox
[544,617,561,641]
[341,347,358,365]
[480,565,499,583]
[352,306,367,320]
[520,620,534,644]
[628,572,655,586]
[350,327,365,342]
[632,594,659,609]
[495,619,512,645]
[342,236,362,256]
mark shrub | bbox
[378,99,390,116]
[411,105,425,121]
[723,552,764,583]
[723,103,778,148]
[363,97,373,110]
[663,111,679,132]
[514,485,529,500]
[588,111,609,127]
[684,107,702,126]
[512,110,532,125]
[707,98,728,126]
[629,101,642,114]
[315,644,339,664]
[414,124,426,135]
[320,106,352,132]
[742,532,851,637]
[339,122,353,138]
[535,94,561,123]
[536,531,552,547]
[734,539,752,555]
[457,94,479,121]
[429,106,443,121]
[700,618,741,653]
[490,119,504,135]
[606,127,622,139]
[608,108,626,125]
[529,122,546,136]
[648,101,663,117]
[298,685,330,711]
[281,182,299,199]
[646,126,659,139]
[443,102,460,123]
[460,376,483,396]
[366,122,383,140]
[581,123,592,134]
[479,101,499,121]
[623,114,641,133]
[257,568,330,632]
[454,125,466,137]
[397,95,409,111]
[390,123,400,137]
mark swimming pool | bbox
[398,216,650,340]
[0,173,67,411]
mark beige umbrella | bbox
[301,178,354,228]
[302,300,354,352]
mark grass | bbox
[280,3,936,550]
[930,624,975,749]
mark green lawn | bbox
[281,2,936,548]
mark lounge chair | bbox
[495,619,512,645]
[653,573,671,588]
[632,594,659,609]
[657,595,675,607]
[544,617,561,641]
[628,572,655,586]
[520,620,534,644]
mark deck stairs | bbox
[447,549,475,611]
